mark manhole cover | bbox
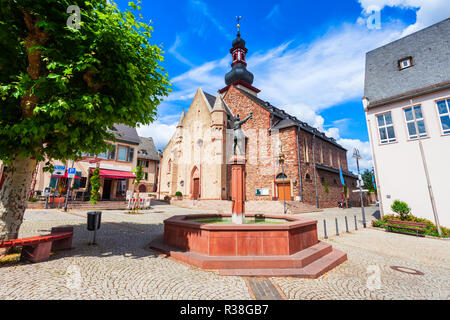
[390,266,424,276]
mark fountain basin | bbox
[163,214,318,256]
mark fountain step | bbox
[149,235,340,272]
[219,249,348,278]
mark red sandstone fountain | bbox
[150,115,347,278]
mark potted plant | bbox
[175,191,183,200]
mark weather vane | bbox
[236,16,242,34]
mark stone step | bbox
[219,249,347,278]
[150,236,334,270]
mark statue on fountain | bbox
[232,112,253,156]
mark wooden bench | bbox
[385,220,427,236]
[0,226,73,263]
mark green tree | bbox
[132,162,143,212]
[0,0,170,241]
[362,169,376,193]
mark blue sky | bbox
[114,0,449,173]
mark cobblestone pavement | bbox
[299,206,380,239]
[0,204,448,300]
[274,229,450,300]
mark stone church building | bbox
[159,29,360,208]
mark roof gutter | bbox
[366,81,450,110]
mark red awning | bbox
[90,168,136,179]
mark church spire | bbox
[225,17,254,86]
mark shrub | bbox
[323,180,329,194]
[175,191,182,197]
[28,197,39,202]
[374,213,449,238]
[391,200,411,220]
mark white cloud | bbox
[266,4,282,22]
[161,0,448,172]
[137,121,177,152]
[338,138,373,173]
[169,34,195,67]
[358,0,450,36]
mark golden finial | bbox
[236,16,242,34]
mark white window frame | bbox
[403,105,428,140]
[376,112,397,144]
[436,99,450,135]
[399,57,412,70]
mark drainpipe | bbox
[312,134,319,208]
[409,99,441,236]
[158,153,162,200]
[295,126,303,202]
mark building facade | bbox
[137,137,160,194]
[364,18,450,227]
[26,124,159,201]
[159,29,360,208]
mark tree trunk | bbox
[28,162,39,199]
[0,157,37,241]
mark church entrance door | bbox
[277,183,291,201]
[193,178,200,200]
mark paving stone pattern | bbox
[0,204,448,300]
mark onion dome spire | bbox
[225,16,254,86]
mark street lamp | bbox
[353,148,366,228]
[278,153,288,214]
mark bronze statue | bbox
[232,112,253,155]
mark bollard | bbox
[354,215,358,230]
[345,216,349,233]
[335,217,339,236]
[323,220,328,239]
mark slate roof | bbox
[204,92,217,109]
[364,18,450,108]
[108,124,140,145]
[137,137,159,161]
[316,164,358,179]
[236,88,346,150]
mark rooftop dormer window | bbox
[398,57,412,70]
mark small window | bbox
[180,181,184,187]
[144,173,148,181]
[436,99,450,135]
[118,146,128,161]
[404,105,427,139]
[305,173,311,181]
[377,112,396,144]
[108,145,116,160]
[398,57,412,70]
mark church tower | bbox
[220,17,260,96]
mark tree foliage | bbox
[89,167,100,204]
[362,169,376,193]
[0,0,171,164]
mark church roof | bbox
[236,88,346,150]
[204,92,217,109]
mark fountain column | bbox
[230,155,246,224]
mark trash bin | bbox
[87,211,102,231]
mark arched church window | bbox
[138,184,147,193]
[276,173,287,180]
[167,159,172,173]
[180,181,184,187]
